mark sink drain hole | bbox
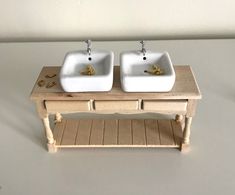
[88,57,92,61]
[143,56,147,60]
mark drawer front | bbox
[95,100,139,111]
[143,100,187,113]
[45,100,90,113]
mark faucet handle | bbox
[140,40,145,47]
[140,40,146,52]
[140,40,146,56]
[85,39,92,48]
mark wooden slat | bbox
[158,120,175,145]
[171,120,183,146]
[75,119,92,145]
[61,120,79,145]
[103,120,118,145]
[132,119,146,145]
[54,120,66,145]
[118,120,132,145]
[145,119,160,145]
[89,119,104,145]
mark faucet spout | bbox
[140,40,146,56]
[87,48,91,56]
[142,48,146,56]
[85,40,92,55]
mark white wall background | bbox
[0,0,235,41]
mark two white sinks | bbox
[60,50,175,92]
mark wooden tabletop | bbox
[30,66,201,101]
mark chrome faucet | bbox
[85,39,91,55]
[140,40,146,56]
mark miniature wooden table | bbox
[30,66,201,153]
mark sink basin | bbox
[60,50,114,92]
[120,51,175,92]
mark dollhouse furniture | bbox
[30,65,201,153]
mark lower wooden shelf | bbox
[53,118,183,148]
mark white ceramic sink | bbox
[120,51,175,92]
[60,50,114,92]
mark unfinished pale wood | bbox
[175,114,185,133]
[132,119,146,145]
[145,119,160,145]
[118,120,132,145]
[138,99,142,110]
[158,120,175,145]
[30,66,201,101]
[175,114,184,123]
[186,99,198,117]
[75,119,92,145]
[55,112,62,123]
[89,119,104,145]
[95,100,138,111]
[42,117,54,144]
[61,119,79,145]
[181,143,190,152]
[53,119,66,145]
[143,100,187,114]
[183,117,192,144]
[103,119,118,145]
[53,119,182,148]
[35,100,47,118]
[47,143,57,153]
[45,100,90,113]
[90,99,94,111]
[171,120,183,146]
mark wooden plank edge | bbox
[188,66,202,99]
[56,144,180,148]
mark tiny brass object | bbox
[46,81,56,88]
[37,80,45,87]
[45,73,57,78]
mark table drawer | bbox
[94,100,139,111]
[143,100,187,113]
[45,100,90,113]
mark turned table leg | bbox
[54,112,63,123]
[42,115,57,153]
[175,114,183,123]
[182,117,192,144]
[181,99,197,152]
[181,117,192,152]
[36,101,57,153]
[175,114,185,130]
[42,116,54,144]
